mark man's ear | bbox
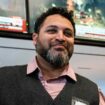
[32,33,38,45]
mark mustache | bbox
[50,41,68,49]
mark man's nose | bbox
[56,30,65,41]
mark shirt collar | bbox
[27,57,38,74]
[27,57,77,81]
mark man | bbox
[0,7,105,105]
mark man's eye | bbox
[64,30,73,37]
[46,29,57,34]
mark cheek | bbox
[67,39,74,50]
[38,36,50,49]
[68,38,74,45]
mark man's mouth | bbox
[52,45,66,51]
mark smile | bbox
[52,45,66,51]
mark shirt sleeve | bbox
[99,90,105,105]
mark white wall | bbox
[0,37,35,67]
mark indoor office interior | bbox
[0,0,105,95]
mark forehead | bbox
[41,14,74,30]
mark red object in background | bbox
[0,16,27,33]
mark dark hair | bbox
[34,7,75,35]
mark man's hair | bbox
[34,7,75,35]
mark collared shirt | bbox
[27,57,105,105]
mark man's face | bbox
[33,14,74,68]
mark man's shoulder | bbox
[0,65,28,93]
[76,73,97,87]
[0,65,27,78]
[0,64,27,71]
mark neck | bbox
[36,54,67,80]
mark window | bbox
[73,0,105,43]
[0,0,105,46]
[0,0,27,33]
[29,0,67,33]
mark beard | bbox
[36,40,74,69]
